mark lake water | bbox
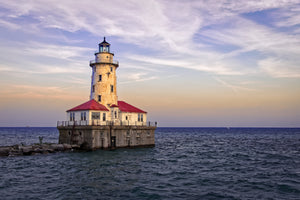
[0,127,299,199]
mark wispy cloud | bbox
[0,65,12,72]
[198,16,300,78]
[128,55,246,75]
[271,6,300,28]
[119,72,158,84]
[0,62,87,75]
[259,58,300,78]
[0,18,20,30]
[24,42,93,60]
[0,84,85,100]
[1,0,299,78]
[0,2,299,78]
[214,77,258,93]
[0,41,91,76]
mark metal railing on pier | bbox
[57,120,157,127]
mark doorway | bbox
[111,136,116,148]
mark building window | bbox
[110,67,113,72]
[98,95,101,102]
[126,116,128,120]
[98,75,102,82]
[70,112,75,121]
[103,113,106,121]
[92,112,100,120]
[141,114,143,122]
[114,111,117,118]
[138,114,140,122]
[111,85,114,93]
[81,112,87,121]
[92,85,95,93]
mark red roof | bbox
[117,101,147,113]
[67,99,109,112]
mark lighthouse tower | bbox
[90,37,119,107]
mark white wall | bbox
[119,112,147,125]
[67,110,109,125]
[66,109,147,125]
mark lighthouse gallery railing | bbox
[90,60,119,65]
[57,120,157,127]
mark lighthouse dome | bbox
[98,37,110,53]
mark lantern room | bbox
[98,37,110,53]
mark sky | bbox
[0,0,300,127]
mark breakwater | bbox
[0,143,80,157]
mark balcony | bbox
[57,120,157,127]
[90,60,119,67]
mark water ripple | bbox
[0,127,299,199]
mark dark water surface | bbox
[0,127,299,199]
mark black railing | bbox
[57,120,157,127]
[90,60,119,65]
[94,51,115,55]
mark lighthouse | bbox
[90,37,118,107]
[57,38,156,150]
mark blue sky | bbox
[0,0,299,127]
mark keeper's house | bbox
[57,38,156,150]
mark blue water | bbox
[0,127,299,199]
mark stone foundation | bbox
[57,125,156,150]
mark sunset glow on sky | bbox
[0,0,300,127]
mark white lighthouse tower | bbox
[90,37,118,107]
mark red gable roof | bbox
[67,99,109,112]
[117,101,147,113]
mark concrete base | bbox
[57,125,156,150]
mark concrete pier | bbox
[0,143,80,157]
